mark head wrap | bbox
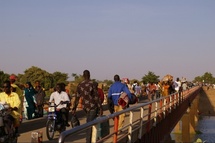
[9,74,16,80]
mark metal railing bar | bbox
[59,87,199,143]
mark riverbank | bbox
[199,86,215,116]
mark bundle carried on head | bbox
[161,74,173,84]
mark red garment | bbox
[98,88,104,104]
[148,83,156,93]
[10,74,16,80]
[118,92,129,109]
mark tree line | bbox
[0,66,214,96]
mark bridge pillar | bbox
[194,96,199,122]
[189,96,199,133]
[181,112,190,142]
[173,94,199,142]
[181,95,199,142]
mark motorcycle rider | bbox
[0,80,21,136]
[49,83,70,127]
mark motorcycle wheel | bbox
[46,120,55,140]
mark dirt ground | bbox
[198,86,215,116]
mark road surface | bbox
[18,97,149,143]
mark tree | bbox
[0,71,9,90]
[17,66,69,90]
[68,73,84,95]
[71,73,84,83]
[52,71,69,86]
[141,71,160,84]
[193,76,203,83]
[18,66,46,83]
[202,72,214,84]
[102,79,114,93]
[103,79,113,86]
[193,72,215,84]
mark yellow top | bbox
[0,92,21,127]
[0,92,21,109]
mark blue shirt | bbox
[108,81,132,105]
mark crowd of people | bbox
[0,76,48,136]
[123,76,190,103]
[0,71,190,142]
[0,71,105,142]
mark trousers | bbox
[85,109,98,143]
[114,105,125,130]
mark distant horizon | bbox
[1,65,210,82]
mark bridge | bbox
[56,86,201,143]
[17,86,201,143]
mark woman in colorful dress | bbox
[23,82,37,120]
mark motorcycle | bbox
[0,103,18,143]
[46,103,66,140]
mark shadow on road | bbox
[19,104,110,134]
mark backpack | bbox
[129,93,138,104]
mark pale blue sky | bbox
[1,1,215,81]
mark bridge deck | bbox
[18,97,150,143]
[18,87,200,143]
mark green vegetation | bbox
[193,72,215,84]
[0,71,9,86]
[1,66,215,95]
[141,71,160,84]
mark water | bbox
[194,116,215,142]
[171,116,215,142]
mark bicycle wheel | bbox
[46,120,55,140]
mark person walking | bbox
[34,80,45,91]
[134,82,141,100]
[93,82,104,104]
[147,82,156,101]
[23,82,37,120]
[34,85,46,117]
[162,82,170,96]
[174,77,182,93]
[71,70,103,143]
[108,74,132,131]
[174,77,182,102]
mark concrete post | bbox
[189,98,199,134]
[181,113,190,142]
[189,109,196,134]
[194,96,200,122]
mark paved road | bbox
[18,97,149,143]
[18,105,110,143]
